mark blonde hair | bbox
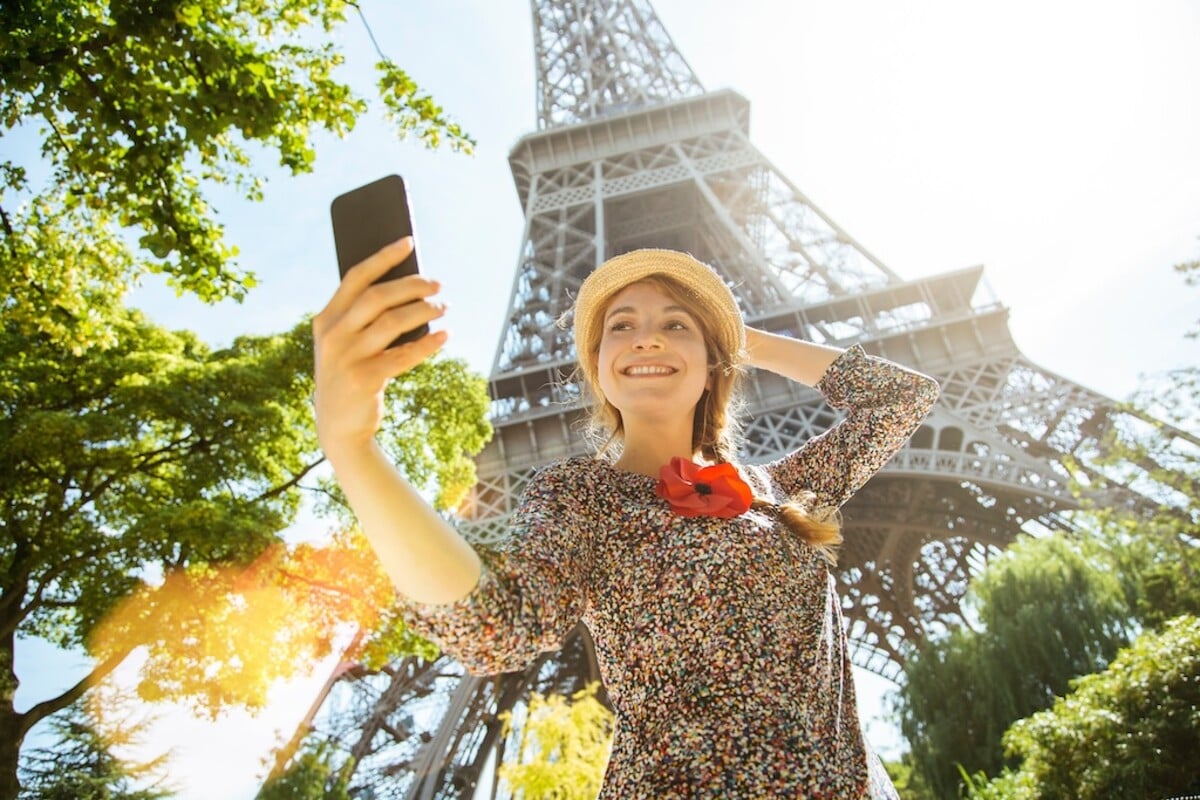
[575,274,842,564]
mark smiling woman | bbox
[315,243,940,797]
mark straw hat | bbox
[572,249,744,378]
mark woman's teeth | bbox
[623,365,676,376]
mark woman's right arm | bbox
[312,237,481,605]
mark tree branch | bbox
[18,646,133,737]
[28,599,77,610]
[1,32,120,75]
[40,111,75,160]
[275,568,357,600]
[63,62,192,243]
[252,457,325,505]
[65,432,207,519]
[301,483,352,516]
[0,539,32,634]
[0,202,14,259]
[0,545,109,640]
[21,278,81,321]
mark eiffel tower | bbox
[294,2,1169,796]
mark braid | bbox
[695,380,842,566]
[696,367,844,566]
[751,496,842,566]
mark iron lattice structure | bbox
[290,1,1171,797]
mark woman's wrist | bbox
[319,433,382,473]
[743,327,844,386]
[743,327,779,371]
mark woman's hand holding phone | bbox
[312,236,448,458]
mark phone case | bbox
[330,174,429,346]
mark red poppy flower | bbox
[655,457,753,518]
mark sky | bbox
[14,0,1200,797]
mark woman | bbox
[313,240,939,798]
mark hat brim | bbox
[572,249,744,377]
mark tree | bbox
[1082,257,1200,631]
[964,615,1200,800]
[883,755,933,800]
[17,701,171,800]
[1,0,473,310]
[2,2,485,797]
[952,255,1198,799]
[256,742,352,800]
[1076,506,1200,633]
[497,683,614,800]
[896,535,1134,800]
[0,299,490,797]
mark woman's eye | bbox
[665,320,688,330]
[609,321,633,332]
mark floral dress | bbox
[401,345,940,798]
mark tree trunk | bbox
[0,627,23,800]
[0,710,21,800]
[0,625,133,800]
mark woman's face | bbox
[595,281,711,425]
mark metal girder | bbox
[303,634,601,797]
[532,0,704,128]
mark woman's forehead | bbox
[604,280,692,314]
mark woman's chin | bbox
[613,395,703,426]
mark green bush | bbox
[968,615,1200,800]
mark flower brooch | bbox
[655,457,752,518]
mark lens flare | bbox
[87,529,396,718]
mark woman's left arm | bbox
[744,327,844,386]
[745,327,941,509]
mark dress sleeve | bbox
[764,344,940,510]
[397,464,591,675]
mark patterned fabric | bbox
[401,345,939,798]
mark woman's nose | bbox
[632,330,663,349]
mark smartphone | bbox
[330,174,428,347]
